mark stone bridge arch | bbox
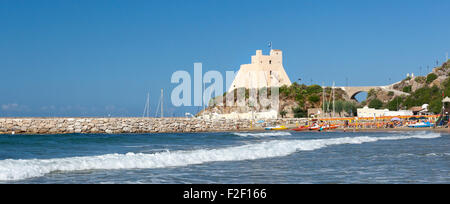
[336,86,409,101]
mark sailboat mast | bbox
[160,88,164,118]
[147,92,150,117]
[332,81,335,118]
[322,82,325,118]
[142,94,146,118]
[202,81,205,117]
[143,92,150,118]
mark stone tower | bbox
[228,49,292,93]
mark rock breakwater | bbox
[0,118,308,134]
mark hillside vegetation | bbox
[205,82,358,118]
[377,59,450,113]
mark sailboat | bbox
[142,92,150,118]
[155,89,164,118]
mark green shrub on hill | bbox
[368,98,383,109]
[292,106,307,118]
[426,73,438,84]
[388,91,394,96]
[306,85,323,94]
[415,76,426,83]
[367,89,376,98]
[403,85,412,93]
[429,98,442,114]
[280,110,287,118]
[308,94,320,103]
[386,96,404,111]
[343,101,358,116]
[279,85,290,97]
[401,85,442,113]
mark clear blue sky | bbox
[1,0,449,117]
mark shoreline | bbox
[2,126,450,135]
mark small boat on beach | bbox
[407,122,432,128]
[309,124,339,131]
[321,124,339,130]
[309,124,321,131]
[292,126,309,131]
[265,125,288,130]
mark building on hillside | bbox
[442,97,450,114]
[202,110,278,120]
[409,104,430,115]
[307,108,323,118]
[357,106,413,118]
[227,49,292,93]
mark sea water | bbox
[0,131,448,183]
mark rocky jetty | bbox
[0,117,308,134]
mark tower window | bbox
[269,60,272,64]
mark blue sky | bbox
[0,0,449,117]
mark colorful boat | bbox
[265,125,288,130]
[309,124,339,131]
[309,124,321,130]
[407,122,432,128]
[292,126,309,131]
[321,124,339,130]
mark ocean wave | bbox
[232,132,292,137]
[425,153,450,157]
[0,132,441,181]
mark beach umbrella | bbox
[391,117,401,121]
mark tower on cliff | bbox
[227,49,292,93]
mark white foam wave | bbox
[0,132,441,181]
[425,153,450,157]
[233,132,292,137]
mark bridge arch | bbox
[350,91,368,101]
[336,86,409,102]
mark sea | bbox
[0,131,448,184]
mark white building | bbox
[200,110,278,120]
[228,49,292,93]
[357,106,413,117]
